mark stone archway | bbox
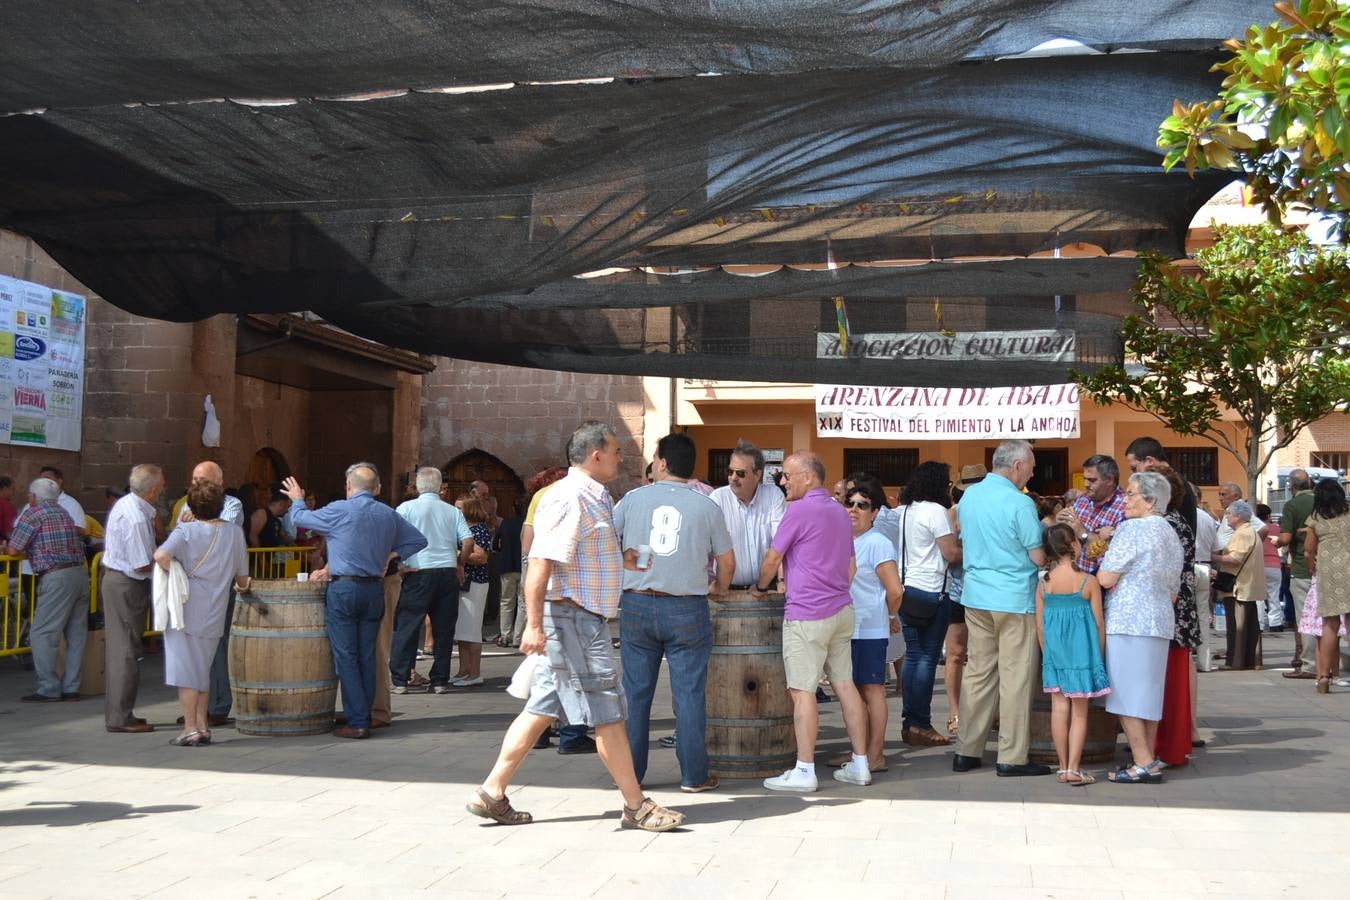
[443,449,525,518]
[242,446,292,512]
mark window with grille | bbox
[1311,451,1350,473]
[843,448,920,486]
[1163,446,1219,485]
[707,448,733,487]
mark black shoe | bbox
[21,692,60,703]
[61,692,80,701]
[557,736,598,755]
[815,687,834,703]
[533,732,552,750]
[952,754,983,772]
[996,762,1054,777]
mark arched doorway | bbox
[243,447,292,512]
[443,449,525,520]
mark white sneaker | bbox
[452,676,484,687]
[833,762,872,786]
[391,685,409,694]
[763,767,818,793]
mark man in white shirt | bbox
[392,467,474,693]
[101,464,165,733]
[38,465,86,535]
[709,440,786,590]
[1192,496,1219,673]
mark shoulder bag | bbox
[899,505,948,628]
[1212,531,1255,596]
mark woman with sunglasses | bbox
[834,477,903,772]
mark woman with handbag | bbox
[896,461,962,746]
[451,495,493,686]
[1213,500,1263,670]
[154,481,250,747]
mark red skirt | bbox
[1154,644,1193,767]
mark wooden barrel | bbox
[706,591,796,778]
[229,579,338,736]
[1027,668,1120,765]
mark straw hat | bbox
[957,464,987,485]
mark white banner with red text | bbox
[814,383,1081,441]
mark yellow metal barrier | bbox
[87,547,315,640]
[0,554,75,658]
[248,545,314,580]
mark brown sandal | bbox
[466,788,533,825]
[621,797,686,832]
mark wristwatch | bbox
[754,582,772,593]
[1080,531,1092,542]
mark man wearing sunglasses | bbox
[710,440,787,592]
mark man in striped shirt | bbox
[468,421,685,833]
[8,477,87,703]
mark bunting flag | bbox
[833,295,851,357]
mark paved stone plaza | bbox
[2,629,1348,900]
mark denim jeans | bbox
[619,592,712,787]
[901,588,951,731]
[325,579,385,729]
[389,568,459,686]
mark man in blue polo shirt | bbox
[951,439,1050,776]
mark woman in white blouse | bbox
[1096,471,1183,784]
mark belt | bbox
[730,583,755,591]
[627,588,675,597]
[39,561,83,575]
[329,574,381,583]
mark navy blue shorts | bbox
[850,638,889,686]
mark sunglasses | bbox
[726,468,750,479]
[845,499,872,510]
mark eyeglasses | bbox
[726,468,749,479]
[845,499,872,510]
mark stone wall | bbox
[0,231,207,514]
[420,359,645,494]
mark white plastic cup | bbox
[636,544,653,569]
[296,572,309,583]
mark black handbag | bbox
[899,505,948,628]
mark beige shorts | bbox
[782,605,855,692]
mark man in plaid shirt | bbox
[468,421,685,833]
[1061,454,1127,574]
[6,478,88,702]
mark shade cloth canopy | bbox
[0,1,1257,385]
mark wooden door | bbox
[443,449,525,520]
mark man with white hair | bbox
[177,461,244,726]
[952,440,1051,777]
[392,466,474,694]
[284,463,427,738]
[101,464,166,732]
[7,477,87,702]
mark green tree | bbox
[1074,223,1350,497]
[1157,0,1350,240]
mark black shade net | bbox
[0,2,1253,386]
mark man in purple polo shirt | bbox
[752,451,872,792]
